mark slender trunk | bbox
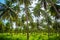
[47,18,50,40]
[26,9,29,40]
[9,18,13,33]
[37,19,39,32]
[25,4,29,40]
[48,25,50,40]
[55,19,58,38]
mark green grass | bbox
[0,33,59,40]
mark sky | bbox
[0,0,5,3]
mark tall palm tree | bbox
[33,0,55,39]
[0,0,20,33]
[50,0,60,38]
[23,0,32,40]
[5,0,32,40]
[41,0,60,39]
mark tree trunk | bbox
[25,4,29,40]
[48,25,50,40]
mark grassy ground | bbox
[0,33,59,40]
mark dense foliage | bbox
[0,0,60,40]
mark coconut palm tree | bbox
[33,0,57,39]
[0,0,20,33]
[39,0,60,39]
[3,0,32,40]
